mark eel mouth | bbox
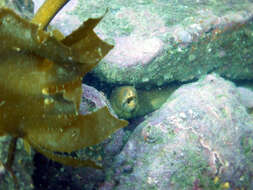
[110,86,139,119]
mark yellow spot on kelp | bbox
[51,29,64,40]
[36,29,49,44]
[12,47,20,51]
[44,98,54,105]
[98,47,102,57]
[71,129,78,137]
[42,88,49,95]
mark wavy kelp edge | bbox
[0,0,128,187]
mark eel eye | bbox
[126,96,134,104]
[122,95,137,113]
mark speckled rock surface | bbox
[0,137,34,190]
[32,131,126,190]
[102,74,253,190]
[36,0,253,87]
[237,86,253,109]
[1,0,34,18]
[80,84,111,114]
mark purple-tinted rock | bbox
[105,74,253,190]
[49,0,81,36]
[104,36,163,68]
[80,84,109,114]
[237,87,253,109]
[98,181,115,190]
[103,128,125,156]
[80,84,119,118]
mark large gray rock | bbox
[43,0,253,87]
[102,74,253,190]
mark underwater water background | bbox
[0,0,253,189]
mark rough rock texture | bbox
[80,84,119,117]
[32,135,125,190]
[0,137,34,190]
[33,0,81,35]
[102,74,253,190]
[48,0,81,36]
[42,0,253,87]
[237,86,253,109]
[1,0,34,18]
[80,84,110,114]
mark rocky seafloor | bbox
[1,0,253,190]
[49,0,253,88]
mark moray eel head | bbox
[110,86,139,119]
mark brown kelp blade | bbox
[0,8,113,75]
[24,107,128,153]
[69,30,113,76]
[0,8,76,64]
[62,13,113,75]
[62,13,106,46]
[27,138,102,169]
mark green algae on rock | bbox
[66,0,253,88]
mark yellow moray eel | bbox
[110,85,178,119]
[0,0,128,186]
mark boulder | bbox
[103,74,253,189]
